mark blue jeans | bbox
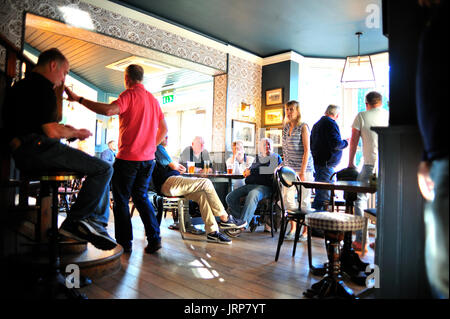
[12,134,112,225]
[354,164,375,243]
[225,184,272,226]
[112,159,160,246]
[311,164,336,210]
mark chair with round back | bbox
[303,211,365,299]
[274,166,313,261]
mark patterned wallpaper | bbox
[228,55,262,148]
[0,0,262,153]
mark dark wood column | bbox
[374,0,431,298]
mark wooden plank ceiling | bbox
[25,26,212,95]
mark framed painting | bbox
[232,120,256,147]
[265,88,283,106]
[263,107,284,126]
[264,129,282,147]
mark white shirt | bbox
[226,154,255,189]
[352,107,389,166]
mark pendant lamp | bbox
[341,32,375,87]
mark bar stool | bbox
[22,171,87,299]
[303,212,365,299]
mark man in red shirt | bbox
[65,64,168,254]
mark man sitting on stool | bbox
[3,48,116,250]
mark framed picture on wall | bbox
[265,88,283,105]
[264,129,282,147]
[263,107,284,126]
[232,120,255,147]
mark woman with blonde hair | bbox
[281,100,314,240]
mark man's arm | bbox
[169,161,186,174]
[328,121,348,150]
[42,122,92,140]
[64,86,119,116]
[155,118,168,146]
[348,127,361,168]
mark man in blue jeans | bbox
[310,104,348,211]
[348,92,389,251]
[65,64,168,254]
[3,48,116,250]
[226,138,282,228]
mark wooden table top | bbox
[293,180,377,193]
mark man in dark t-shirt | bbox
[3,48,116,251]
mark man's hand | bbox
[177,164,186,174]
[236,151,244,163]
[76,128,92,141]
[243,168,251,178]
[417,161,434,201]
[64,86,80,102]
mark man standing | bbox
[65,64,168,254]
[310,104,348,211]
[348,91,389,251]
[3,48,116,250]
[100,140,116,165]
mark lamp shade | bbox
[341,32,376,88]
[341,55,376,86]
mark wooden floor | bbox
[78,212,375,299]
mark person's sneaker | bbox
[285,232,296,241]
[60,219,117,251]
[186,225,206,235]
[207,231,232,245]
[218,215,247,230]
[145,241,162,254]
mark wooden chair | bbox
[274,166,314,262]
[162,196,191,239]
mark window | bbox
[298,53,389,172]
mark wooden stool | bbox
[303,212,365,299]
[23,171,87,299]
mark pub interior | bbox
[0,0,448,303]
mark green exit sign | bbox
[162,95,174,104]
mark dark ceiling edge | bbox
[109,0,277,58]
[264,49,389,61]
[300,49,389,60]
[108,1,389,60]
[108,0,228,46]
